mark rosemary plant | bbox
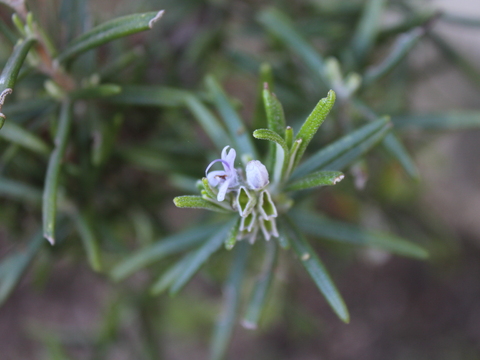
[0,0,480,359]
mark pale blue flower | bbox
[246,160,269,190]
[206,146,239,202]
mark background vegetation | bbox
[0,0,480,359]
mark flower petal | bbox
[217,178,231,201]
[207,170,227,187]
[223,146,236,170]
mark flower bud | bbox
[246,160,269,190]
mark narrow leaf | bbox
[253,63,274,130]
[150,254,194,295]
[0,177,42,204]
[286,171,344,191]
[322,119,391,171]
[111,224,218,281]
[351,0,387,62]
[42,101,73,245]
[0,121,51,154]
[242,240,277,329]
[363,27,425,85]
[210,241,249,360]
[69,84,121,100]
[292,117,390,179]
[173,196,231,214]
[258,8,328,84]
[263,86,286,137]
[253,128,289,183]
[169,220,235,295]
[293,90,336,168]
[205,76,257,158]
[0,230,43,306]
[429,33,480,87]
[0,37,36,93]
[56,10,164,63]
[382,132,419,180]
[184,94,231,152]
[392,111,480,130]
[286,218,350,323]
[105,85,189,107]
[291,210,429,259]
[73,211,102,272]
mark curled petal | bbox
[205,159,230,177]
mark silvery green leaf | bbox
[56,10,164,63]
[291,210,429,259]
[43,101,73,245]
[210,241,249,360]
[293,90,336,168]
[286,219,350,323]
[286,170,344,191]
[173,196,231,213]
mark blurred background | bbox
[0,0,480,359]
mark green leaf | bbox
[0,17,18,45]
[0,121,51,154]
[173,196,231,213]
[351,0,387,62]
[73,211,102,272]
[286,171,344,191]
[111,224,218,281]
[258,8,328,85]
[242,240,277,329]
[253,128,289,182]
[291,210,429,259]
[0,230,43,306]
[322,118,391,171]
[253,63,274,130]
[293,90,336,168]
[0,177,42,204]
[275,221,291,249]
[429,33,480,87]
[69,84,122,100]
[292,118,389,179]
[42,101,73,245]
[263,86,286,137]
[184,94,231,152]
[0,37,36,93]
[92,114,122,167]
[210,241,249,360]
[286,218,349,323]
[105,85,189,107]
[392,111,480,130]
[224,219,240,250]
[56,10,164,63]
[201,177,218,201]
[382,132,419,180]
[363,27,425,85]
[150,254,194,295]
[169,220,236,295]
[205,76,257,158]
[441,13,480,28]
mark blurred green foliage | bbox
[0,0,479,359]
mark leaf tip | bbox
[173,196,182,208]
[301,252,310,261]
[241,319,258,330]
[44,234,55,245]
[333,174,344,184]
[148,10,165,29]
